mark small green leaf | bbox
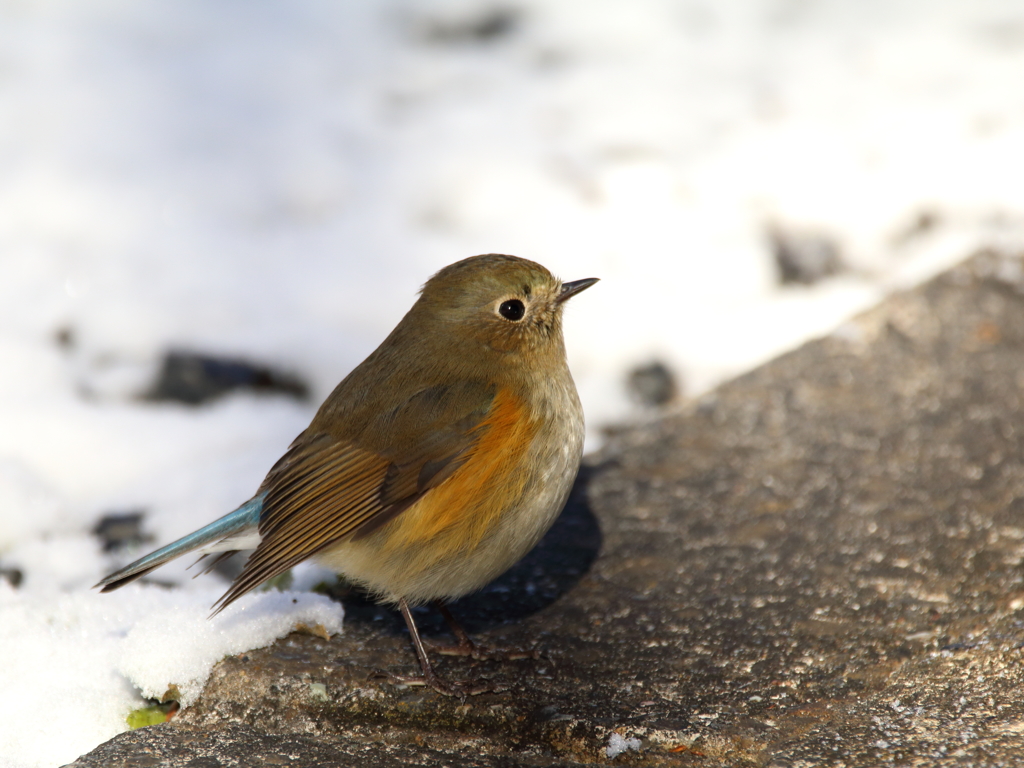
[126,700,179,729]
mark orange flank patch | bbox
[383,387,538,551]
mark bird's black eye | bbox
[498,299,526,321]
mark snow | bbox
[2,1,1024,765]
[0,581,343,768]
[606,732,643,758]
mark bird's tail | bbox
[94,493,265,592]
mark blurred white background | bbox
[2,2,1024,765]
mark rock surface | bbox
[68,251,1024,767]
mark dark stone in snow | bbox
[769,223,844,285]
[145,351,309,405]
[421,7,520,44]
[0,564,23,588]
[627,361,680,407]
[92,512,151,553]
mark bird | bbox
[96,254,597,696]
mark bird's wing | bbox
[213,380,496,611]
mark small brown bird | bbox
[97,254,597,695]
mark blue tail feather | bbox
[94,493,265,592]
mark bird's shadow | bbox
[331,465,602,638]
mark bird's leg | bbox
[432,601,476,655]
[429,601,539,661]
[387,598,496,697]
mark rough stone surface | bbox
[68,251,1024,766]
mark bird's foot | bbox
[378,668,504,697]
[428,602,540,661]
[425,636,539,662]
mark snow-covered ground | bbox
[3,1,1024,765]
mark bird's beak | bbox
[557,277,599,304]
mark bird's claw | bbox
[376,668,503,697]
[426,639,539,662]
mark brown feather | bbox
[212,379,497,612]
